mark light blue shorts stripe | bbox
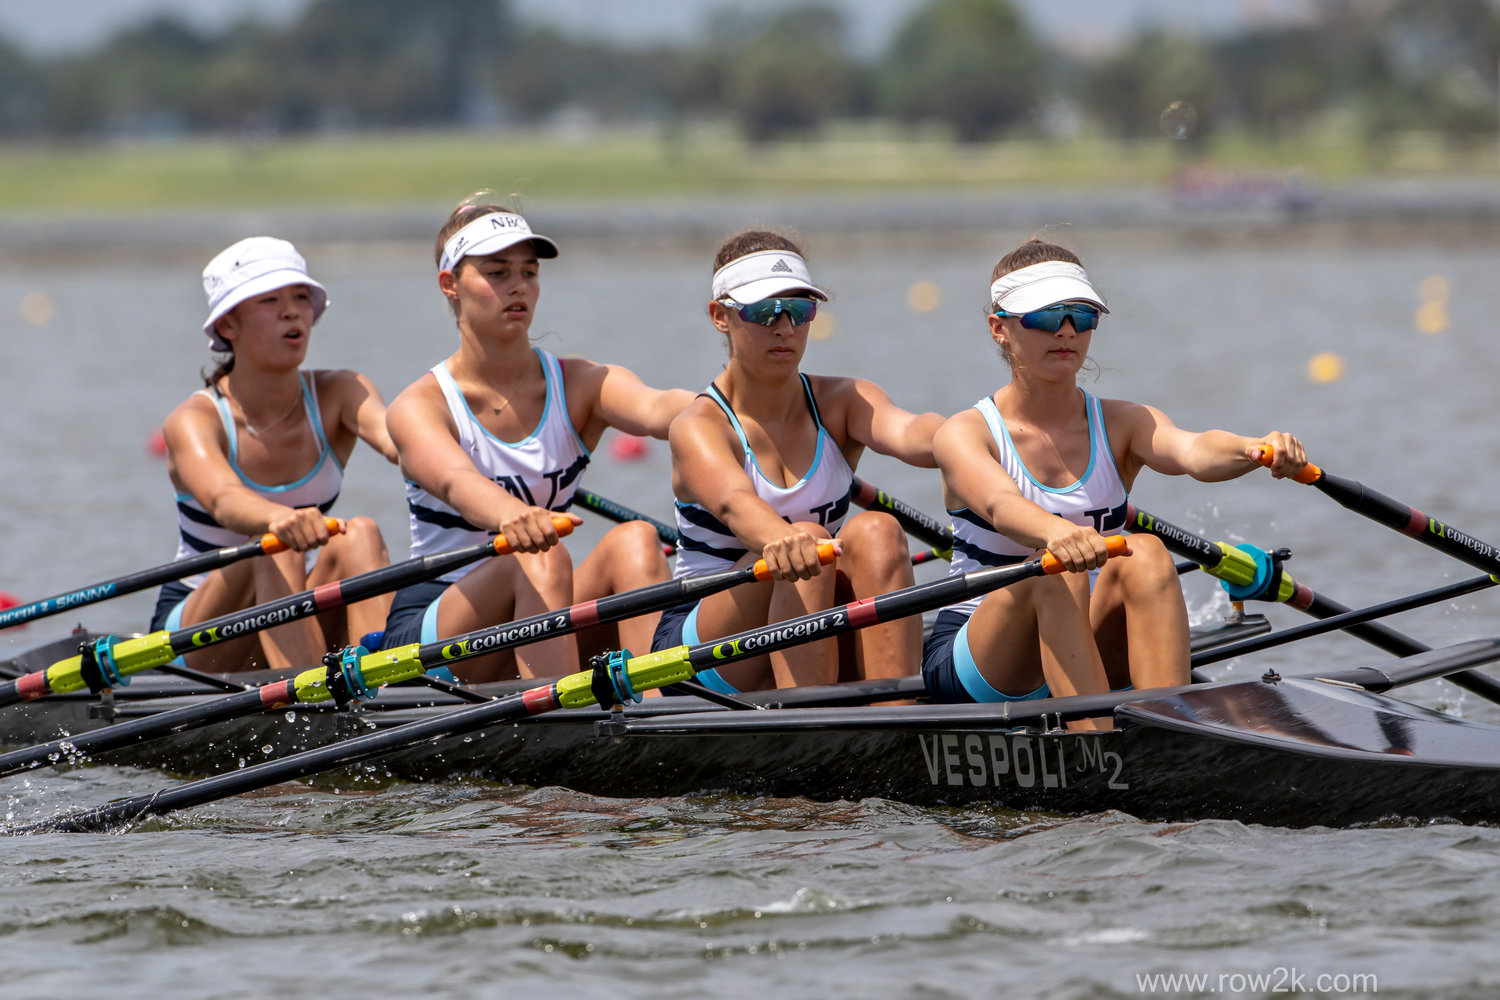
[682,603,740,695]
[953,617,1049,703]
[420,592,444,645]
[163,597,189,667]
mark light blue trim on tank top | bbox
[680,603,740,695]
[439,349,592,457]
[985,391,1107,495]
[211,374,344,491]
[709,376,826,495]
[953,617,1049,702]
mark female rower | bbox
[922,238,1307,721]
[655,231,945,692]
[154,236,398,672]
[381,199,694,683]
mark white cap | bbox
[989,261,1109,315]
[439,212,559,273]
[202,237,329,352]
[711,250,828,304]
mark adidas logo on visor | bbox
[770,258,793,274]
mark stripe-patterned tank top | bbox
[405,348,591,583]
[945,391,1128,616]
[673,374,853,579]
[171,372,343,587]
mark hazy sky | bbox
[0,0,1316,56]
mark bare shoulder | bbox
[164,388,221,438]
[1098,397,1168,431]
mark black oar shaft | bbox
[1312,469,1500,577]
[850,477,953,553]
[575,490,678,548]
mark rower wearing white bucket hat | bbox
[923,237,1309,727]
[151,236,399,673]
[652,230,945,693]
[382,196,694,683]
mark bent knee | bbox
[788,520,833,540]
[606,518,668,555]
[1116,534,1178,584]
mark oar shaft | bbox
[0,518,575,707]
[850,477,953,553]
[1256,449,1500,578]
[0,519,341,631]
[21,539,1124,833]
[575,491,677,549]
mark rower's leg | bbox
[1090,533,1190,690]
[437,546,579,682]
[573,520,672,666]
[249,547,327,672]
[175,563,261,671]
[306,516,392,648]
[836,511,918,681]
[965,572,1112,731]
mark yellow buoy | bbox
[907,281,941,313]
[1414,300,1448,335]
[19,293,53,326]
[1306,351,1345,384]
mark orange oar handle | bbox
[1039,534,1130,574]
[259,517,344,555]
[1253,444,1322,484]
[752,541,839,581]
[491,515,580,555]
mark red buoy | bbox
[0,592,18,611]
[147,427,167,457]
[609,434,648,462]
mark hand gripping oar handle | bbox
[0,518,343,632]
[16,538,1118,834]
[0,516,577,707]
[0,537,834,779]
[1255,446,1500,578]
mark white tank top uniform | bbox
[151,372,343,630]
[655,375,854,693]
[923,390,1128,702]
[384,348,591,646]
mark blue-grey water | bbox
[3,213,1500,998]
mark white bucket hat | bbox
[439,212,559,273]
[202,237,329,352]
[711,250,828,304]
[989,261,1109,315]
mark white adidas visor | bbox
[990,261,1109,315]
[712,250,828,304]
[439,212,559,273]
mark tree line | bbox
[0,0,1496,148]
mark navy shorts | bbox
[921,609,1050,704]
[651,600,742,695]
[381,579,450,649]
[149,580,193,632]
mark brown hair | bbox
[711,229,805,273]
[201,350,234,389]
[434,192,524,317]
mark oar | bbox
[575,490,677,553]
[1255,448,1500,578]
[0,519,343,631]
[15,538,1127,833]
[1127,504,1500,701]
[849,477,952,562]
[0,516,578,708]
[0,543,836,778]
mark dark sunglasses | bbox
[994,302,1101,333]
[723,296,819,327]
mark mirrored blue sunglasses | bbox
[994,302,1101,333]
[724,296,819,327]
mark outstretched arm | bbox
[328,370,398,463]
[1117,402,1307,483]
[573,359,695,441]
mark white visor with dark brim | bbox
[439,212,559,272]
[712,250,828,304]
[990,261,1109,314]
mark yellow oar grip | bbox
[42,631,174,695]
[554,646,694,709]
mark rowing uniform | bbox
[149,372,343,631]
[921,391,1128,703]
[651,375,853,693]
[381,349,591,648]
